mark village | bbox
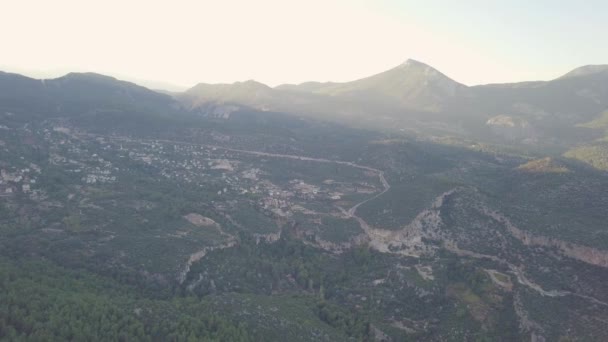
[112,135,383,222]
[1,123,382,245]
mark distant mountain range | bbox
[0,71,178,119]
[277,59,470,111]
[2,60,608,340]
[176,59,608,148]
[2,59,608,168]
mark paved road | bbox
[90,134,608,306]
[98,134,391,219]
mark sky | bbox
[1,0,607,90]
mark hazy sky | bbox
[2,0,607,89]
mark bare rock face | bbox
[559,64,608,80]
[486,115,528,128]
[183,213,217,227]
[177,240,238,285]
[365,188,458,257]
[484,209,608,268]
[253,231,282,244]
[516,157,570,173]
[486,115,535,142]
[313,233,371,254]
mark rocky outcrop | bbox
[183,213,217,226]
[313,233,370,253]
[483,209,608,268]
[253,231,282,244]
[362,188,459,257]
[177,239,237,284]
[486,115,535,142]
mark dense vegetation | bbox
[1,70,608,341]
[0,257,252,342]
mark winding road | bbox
[95,134,391,225]
[90,134,608,307]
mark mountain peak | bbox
[234,79,271,90]
[401,58,429,67]
[394,59,446,80]
[398,59,435,71]
[311,58,469,111]
[559,64,608,80]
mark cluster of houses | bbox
[0,164,40,196]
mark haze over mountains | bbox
[277,59,470,110]
[3,58,608,169]
[5,0,608,339]
[179,59,608,165]
[2,57,608,340]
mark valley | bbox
[1,65,608,341]
[4,1,608,340]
